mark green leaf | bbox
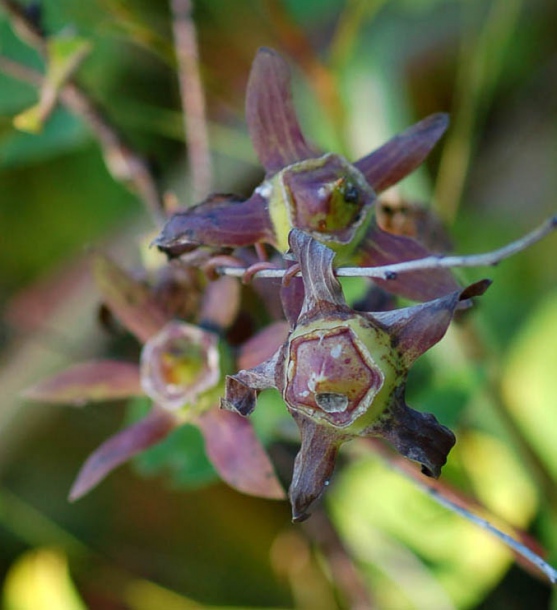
[127,398,218,489]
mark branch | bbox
[0,0,165,225]
[215,216,557,280]
[170,0,212,203]
[364,440,557,585]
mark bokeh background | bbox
[1,0,557,608]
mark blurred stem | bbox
[302,508,375,610]
[329,0,388,72]
[0,0,166,226]
[265,0,349,155]
[170,0,213,204]
[434,0,522,224]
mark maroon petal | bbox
[199,276,240,332]
[288,229,347,317]
[93,255,168,343]
[364,388,456,478]
[197,408,285,499]
[154,193,274,257]
[222,354,280,416]
[370,280,490,368]
[237,320,290,370]
[357,219,461,302]
[69,408,176,500]
[289,412,346,522]
[354,113,449,193]
[23,360,142,406]
[246,47,319,174]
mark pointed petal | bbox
[222,353,281,416]
[237,320,290,370]
[370,280,490,368]
[280,274,305,326]
[154,193,274,257]
[357,219,461,302]
[93,255,168,343]
[197,408,285,499]
[199,276,240,332]
[69,408,176,500]
[355,113,449,193]
[289,413,346,522]
[288,229,346,316]
[246,47,319,174]
[23,360,142,406]
[366,390,456,478]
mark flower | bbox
[155,47,459,302]
[222,229,490,521]
[24,255,284,501]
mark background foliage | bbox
[1,0,556,608]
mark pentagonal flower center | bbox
[140,321,220,411]
[284,325,384,427]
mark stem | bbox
[170,0,212,203]
[0,0,165,225]
[216,216,557,280]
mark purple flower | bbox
[155,47,459,302]
[24,255,284,501]
[222,230,490,521]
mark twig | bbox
[0,0,165,225]
[363,440,557,585]
[216,215,557,280]
[170,0,212,203]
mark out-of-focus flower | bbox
[155,48,459,302]
[223,230,490,521]
[24,255,284,501]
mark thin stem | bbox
[170,0,212,203]
[364,441,557,585]
[216,215,557,280]
[0,0,165,225]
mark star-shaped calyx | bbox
[222,229,490,521]
[155,47,459,302]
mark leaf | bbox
[69,408,176,500]
[23,360,142,406]
[197,408,285,500]
[3,549,87,610]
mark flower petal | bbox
[69,408,176,500]
[288,229,346,316]
[23,360,142,406]
[197,408,285,499]
[370,279,491,368]
[246,47,319,174]
[354,113,449,193]
[289,412,346,522]
[222,353,281,416]
[357,219,462,302]
[237,320,290,370]
[93,255,168,343]
[154,193,274,257]
[199,276,240,332]
[364,388,456,478]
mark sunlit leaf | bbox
[3,549,86,610]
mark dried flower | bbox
[155,47,459,301]
[223,229,490,520]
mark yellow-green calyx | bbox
[267,153,375,252]
[141,321,230,415]
[283,315,400,432]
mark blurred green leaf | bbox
[503,290,557,479]
[127,398,218,489]
[3,548,86,610]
